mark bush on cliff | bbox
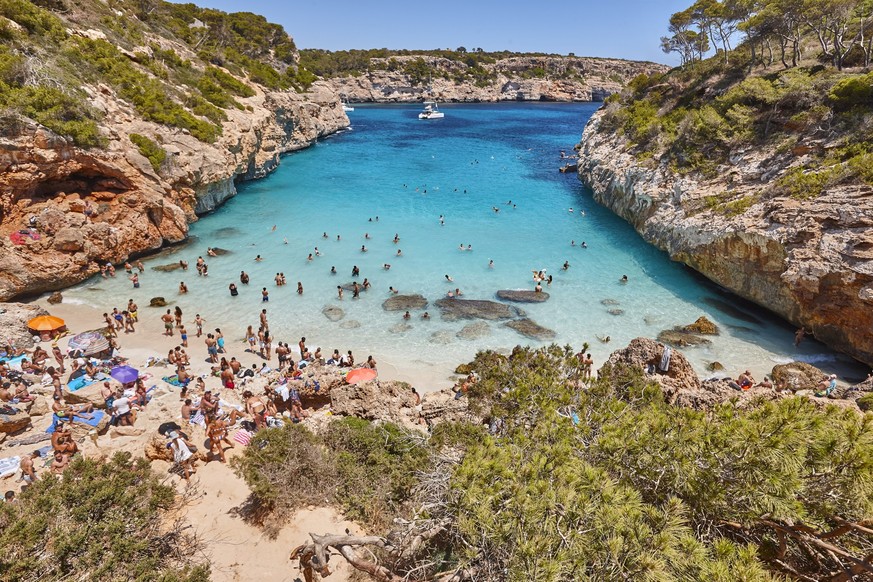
[130,133,166,172]
[0,452,208,580]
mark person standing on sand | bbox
[207,417,235,463]
[168,431,196,480]
[205,334,218,364]
[179,324,188,348]
[127,299,138,322]
[161,310,174,336]
[174,306,183,328]
[193,314,205,337]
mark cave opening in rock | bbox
[33,169,132,200]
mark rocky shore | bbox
[323,55,668,103]
[577,109,873,367]
[0,81,348,302]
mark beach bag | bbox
[233,429,252,446]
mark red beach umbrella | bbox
[345,368,377,385]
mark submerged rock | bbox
[496,289,549,303]
[389,322,412,333]
[339,320,361,329]
[607,308,625,316]
[657,329,711,348]
[456,321,491,340]
[148,297,168,307]
[601,298,620,306]
[383,294,428,311]
[209,247,231,256]
[435,298,524,321]
[503,318,556,340]
[682,316,719,335]
[429,330,454,345]
[152,262,183,272]
[707,361,725,372]
[322,305,345,322]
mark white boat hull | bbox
[418,111,444,119]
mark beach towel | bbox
[233,429,252,446]
[162,375,189,387]
[1,355,26,371]
[46,410,106,434]
[0,456,20,478]
[67,375,97,392]
[659,347,672,373]
[189,411,206,427]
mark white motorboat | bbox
[418,101,444,119]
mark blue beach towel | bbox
[46,410,106,434]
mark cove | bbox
[61,103,863,386]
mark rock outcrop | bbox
[382,294,428,311]
[578,110,873,367]
[496,290,550,303]
[327,56,668,103]
[434,298,524,321]
[0,303,48,350]
[503,318,556,340]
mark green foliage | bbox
[775,165,845,200]
[67,37,220,142]
[0,453,208,580]
[450,345,873,580]
[0,0,66,41]
[129,133,166,172]
[233,417,429,530]
[829,72,873,112]
[2,85,103,147]
[403,57,431,86]
[858,393,873,412]
[204,66,254,98]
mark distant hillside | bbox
[0,0,347,300]
[299,48,668,102]
[577,0,873,369]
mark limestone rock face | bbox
[602,337,701,394]
[0,303,48,350]
[0,409,31,433]
[578,110,873,366]
[0,79,348,301]
[330,380,418,424]
[770,361,827,392]
[327,56,667,103]
[65,383,108,409]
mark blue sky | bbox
[182,0,693,64]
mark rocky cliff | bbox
[0,2,348,300]
[323,55,668,103]
[577,109,873,367]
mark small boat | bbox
[341,99,354,112]
[418,101,444,119]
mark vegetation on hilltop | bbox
[603,0,873,209]
[0,453,208,580]
[299,48,610,87]
[236,345,873,581]
[0,0,315,149]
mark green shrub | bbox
[858,393,873,412]
[204,66,254,97]
[0,0,66,41]
[0,453,208,580]
[67,38,221,142]
[129,133,166,171]
[828,72,873,112]
[776,165,845,200]
[4,85,103,147]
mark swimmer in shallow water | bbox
[488,260,494,268]
[445,274,454,282]
[620,275,628,283]
[330,266,336,274]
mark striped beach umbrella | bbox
[67,331,110,356]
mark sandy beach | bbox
[2,297,380,581]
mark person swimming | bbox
[445,274,454,282]
[330,266,337,274]
[620,275,628,283]
[361,245,368,253]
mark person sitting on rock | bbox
[816,374,838,397]
[756,376,774,389]
[51,423,79,457]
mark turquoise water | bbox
[62,103,863,386]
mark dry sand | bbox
[1,298,371,581]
